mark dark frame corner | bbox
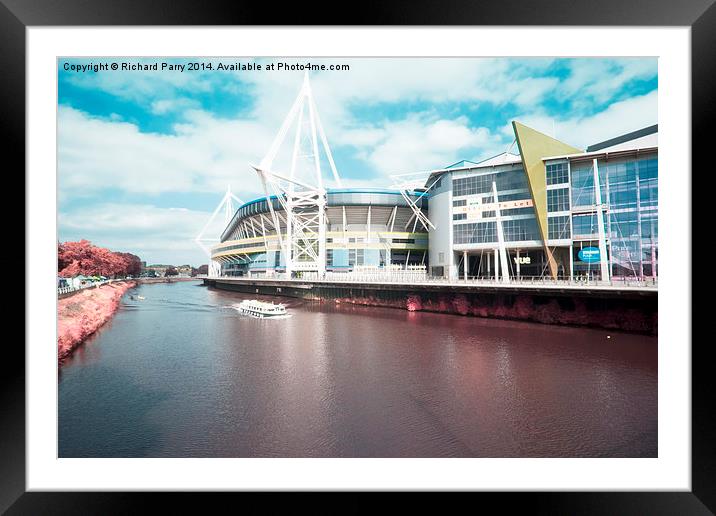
[4,0,712,512]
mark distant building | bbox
[143,264,172,277]
[176,265,193,277]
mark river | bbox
[58,281,657,457]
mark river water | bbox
[58,281,657,457]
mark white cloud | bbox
[506,89,658,150]
[361,114,501,175]
[59,203,223,266]
[58,105,275,198]
[150,98,199,115]
[560,58,656,105]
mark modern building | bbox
[426,122,658,281]
[212,189,429,277]
[211,122,657,282]
[207,73,656,282]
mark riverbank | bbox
[57,280,136,363]
[205,277,658,334]
[136,277,200,284]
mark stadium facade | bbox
[213,189,429,276]
[208,75,658,283]
[212,122,657,281]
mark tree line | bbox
[58,240,142,278]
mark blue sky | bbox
[58,57,657,266]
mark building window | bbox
[453,213,467,221]
[641,216,658,239]
[495,192,530,202]
[638,157,658,180]
[501,218,541,242]
[572,213,605,237]
[546,162,569,185]
[610,211,639,239]
[571,163,607,207]
[438,252,445,264]
[498,207,533,217]
[453,169,528,197]
[453,221,497,244]
[547,188,570,212]
[453,199,466,207]
[548,215,571,240]
[639,178,658,208]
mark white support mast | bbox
[251,72,342,279]
[592,158,610,282]
[492,181,511,283]
[389,171,439,231]
[195,185,244,278]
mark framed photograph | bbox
[7,0,710,511]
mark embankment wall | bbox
[205,278,657,334]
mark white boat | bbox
[237,299,287,318]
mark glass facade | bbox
[454,221,497,244]
[547,188,570,212]
[449,150,657,280]
[570,162,607,207]
[452,165,541,249]
[454,217,540,244]
[501,218,541,242]
[453,169,528,197]
[565,153,658,279]
[546,162,569,185]
[548,215,571,240]
[604,155,658,278]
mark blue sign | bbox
[578,247,601,263]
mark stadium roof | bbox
[586,125,658,152]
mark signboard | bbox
[453,196,534,222]
[578,247,601,263]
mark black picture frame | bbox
[4,0,710,511]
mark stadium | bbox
[200,74,658,283]
[212,189,429,277]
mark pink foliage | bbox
[57,281,135,363]
[58,240,142,278]
[406,295,422,312]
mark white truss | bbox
[389,171,439,231]
[251,72,341,278]
[194,185,244,277]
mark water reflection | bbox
[59,282,657,457]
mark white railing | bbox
[214,272,657,289]
[57,278,118,296]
